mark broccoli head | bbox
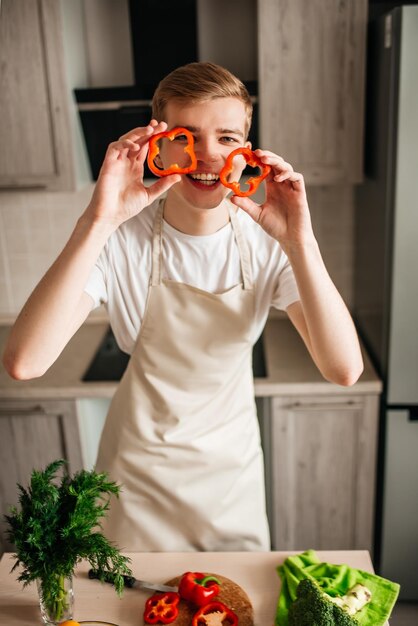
[288,578,359,626]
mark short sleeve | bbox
[83,258,108,309]
[271,258,300,311]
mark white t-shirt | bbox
[84,200,300,354]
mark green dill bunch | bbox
[288,578,359,626]
[4,459,132,596]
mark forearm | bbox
[285,237,363,386]
[3,214,114,379]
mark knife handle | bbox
[88,568,136,588]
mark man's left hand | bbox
[230,149,314,253]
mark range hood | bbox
[74,0,258,179]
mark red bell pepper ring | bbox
[178,572,221,607]
[147,126,197,177]
[219,147,271,197]
[143,591,180,624]
[192,601,238,626]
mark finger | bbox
[118,121,167,143]
[118,125,153,142]
[136,141,151,163]
[116,148,130,161]
[289,174,304,188]
[230,195,262,223]
[106,137,145,161]
[108,129,160,162]
[254,149,285,160]
[273,171,304,187]
[254,149,294,173]
[105,142,135,163]
[119,139,140,152]
[146,174,181,204]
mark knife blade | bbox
[88,568,178,593]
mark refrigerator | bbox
[354,4,418,600]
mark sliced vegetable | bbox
[192,600,238,626]
[288,578,359,626]
[330,584,372,615]
[219,147,271,197]
[143,591,180,624]
[147,127,197,176]
[178,572,221,606]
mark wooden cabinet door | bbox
[0,0,74,189]
[268,394,378,552]
[258,0,367,184]
[0,399,83,550]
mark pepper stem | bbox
[196,575,221,587]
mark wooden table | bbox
[0,550,386,625]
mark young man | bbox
[3,62,363,552]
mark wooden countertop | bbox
[0,316,382,399]
[0,550,388,626]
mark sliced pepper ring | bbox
[147,126,197,177]
[192,601,238,626]
[219,147,271,197]
[143,591,180,624]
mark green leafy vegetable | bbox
[4,459,132,620]
[288,578,359,626]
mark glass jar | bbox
[36,574,74,625]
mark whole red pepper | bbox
[147,126,197,177]
[178,572,221,607]
[143,591,180,624]
[192,601,238,626]
[219,147,271,197]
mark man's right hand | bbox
[84,120,181,230]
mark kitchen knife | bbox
[88,569,178,593]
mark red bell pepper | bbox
[143,591,180,624]
[192,601,238,626]
[178,572,221,606]
[219,147,271,197]
[147,126,197,177]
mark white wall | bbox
[82,0,134,87]
[197,0,257,80]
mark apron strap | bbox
[228,205,253,290]
[151,199,253,290]
[151,200,165,286]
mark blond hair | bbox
[152,62,253,137]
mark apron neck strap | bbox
[151,199,253,289]
[227,204,253,290]
[151,200,165,286]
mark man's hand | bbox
[84,120,181,231]
[231,149,363,387]
[230,149,313,252]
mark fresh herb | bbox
[4,459,132,621]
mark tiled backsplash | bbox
[0,185,94,317]
[0,184,354,318]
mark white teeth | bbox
[190,172,219,181]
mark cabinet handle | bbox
[283,401,362,411]
[0,404,46,416]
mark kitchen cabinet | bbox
[0,398,83,550]
[262,392,379,553]
[258,0,367,184]
[0,0,78,190]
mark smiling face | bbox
[160,97,251,210]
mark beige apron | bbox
[96,200,270,551]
